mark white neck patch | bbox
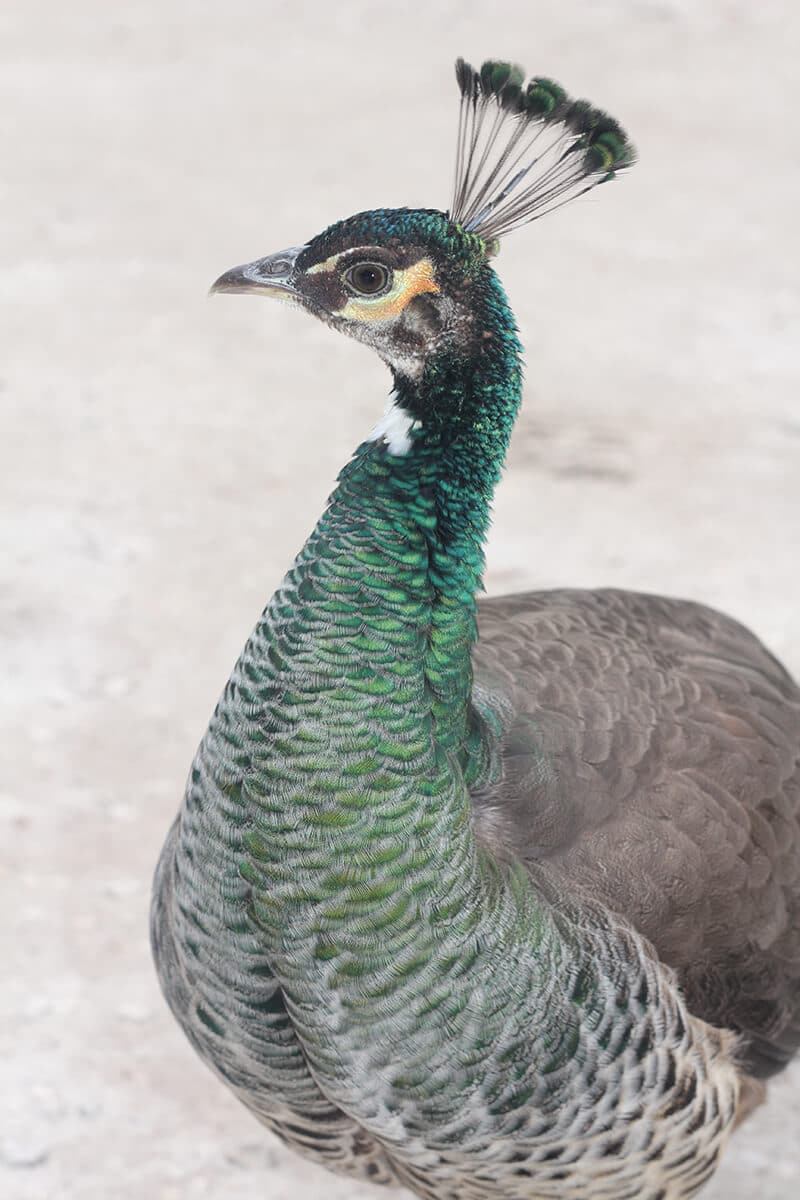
[367,392,421,457]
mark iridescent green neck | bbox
[334,271,522,756]
[229,269,529,1069]
[230,263,522,935]
[184,264,723,1165]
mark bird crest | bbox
[450,59,635,242]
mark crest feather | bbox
[450,58,635,240]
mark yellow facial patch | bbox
[341,259,440,321]
[307,252,440,323]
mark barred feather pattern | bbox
[451,59,636,240]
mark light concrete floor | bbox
[2,1,798,1197]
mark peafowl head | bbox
[212,60,635,380]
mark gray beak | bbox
[210,246,305,299]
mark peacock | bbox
[151,58,800,1199]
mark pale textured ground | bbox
[2,1,799,1197]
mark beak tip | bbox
[209,268,245,296]
[208,246,306,300]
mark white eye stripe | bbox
[305,247,385,275]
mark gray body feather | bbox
[471,589,800,1078]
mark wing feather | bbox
[470,588,800,1077]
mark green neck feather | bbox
[235,261,522,963]
[336,276,523,757]
[232,275,532,1120]
[193,252,707,1163]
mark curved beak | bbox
[210,246,305,301]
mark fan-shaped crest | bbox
[450,58,636,241]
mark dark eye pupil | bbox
[349,263,388,294]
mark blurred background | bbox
[2,1,798,1197]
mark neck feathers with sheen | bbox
[166,265,740,1196]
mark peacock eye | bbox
[343,262,391,296]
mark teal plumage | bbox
[151,59,800,1199]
